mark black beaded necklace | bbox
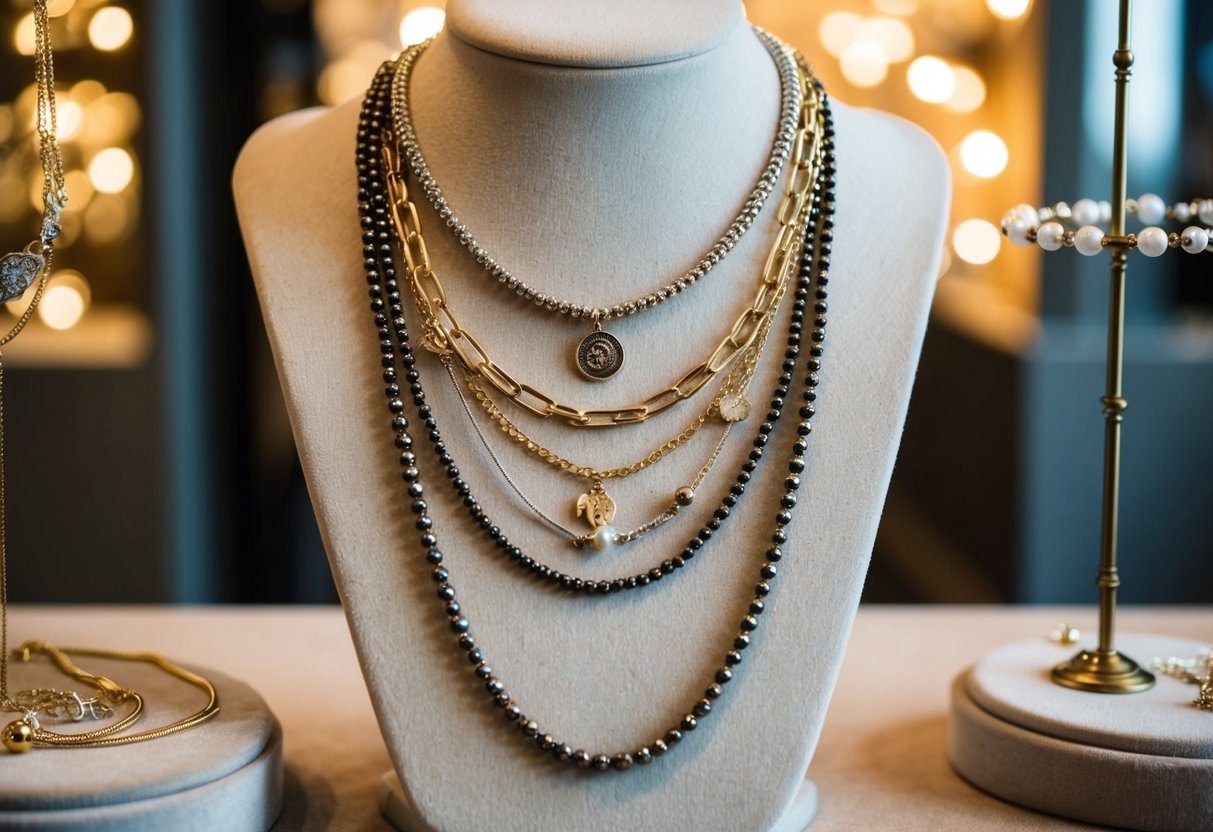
[355,60,836,772]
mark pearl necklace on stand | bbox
[1003,195,1213,256]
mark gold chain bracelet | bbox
[383,57,823,428]
[2,640,219,752]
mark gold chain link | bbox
[383,56,824,428]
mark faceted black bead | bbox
[692,700,711,718]
[761,563,779,580]
[716,668,733,684]
[612,753,633,771]
[664,728,683,746]
[740,615,759,632]
[725,650,743,666]
[592,754,611,771]
[734,633,751,650]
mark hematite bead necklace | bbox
[356,62,837,771]
[373,61,824,596]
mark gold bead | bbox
[675,486,695,507]
[3,720,35,753]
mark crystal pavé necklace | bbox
[355,48,836,771]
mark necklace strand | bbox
[390,29,801,322]
[0,0,66,714]
[364,58,824,595]
[357,56,836,770]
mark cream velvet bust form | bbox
[233,1,949,829]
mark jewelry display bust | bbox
[234,1,949,829]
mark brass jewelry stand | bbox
[948,5,1213,828]
[1049,0,1154,695]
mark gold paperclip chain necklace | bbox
[383,57,823,428]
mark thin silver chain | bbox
[390,28,802,322]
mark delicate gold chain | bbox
[383,58,824,428]
[4,641,219,750]
[460,269,786,483]
[0,0,65,713]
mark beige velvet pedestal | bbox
[0,660,283,831]
[949,634,1213,832]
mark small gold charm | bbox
[575,482,617,551]
[718,394,751,423]
[576,330,623,381]
[2,720,35,753]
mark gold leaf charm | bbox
[574,482,617,551]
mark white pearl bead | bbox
[590,525,615,551]
[1011,203,1039,227]
[1136,193,1166,225]
[1072,199,1100,226]
[1074,225,1105,256]
[1036,221,1065,251]
[1181,226,1209,254]
[1098,201,1112,223]
[1136,226,1168,257]
[1007,218,1032,247]
[1199,199,1213,226]
[1173,201,1192,223]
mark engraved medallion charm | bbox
[575,482,617,551]
[718,394,751,423]
[576,329,623,381]
[0,245,44,303]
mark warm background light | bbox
[953,219,1002,265]
[88,6,134,52]
[399,6,445,48]
[862,17,915,63]
[986,0,1031,22]
[819,12,863,59]
[13,12,35,56]
[907,56,955,103]
[872,0,919,14]
[839,41,889,88]
[88,147,134,194]
[947,67,988,112]
[55,101,83,142]
[38,270,91,331]
[959,130,1009,178]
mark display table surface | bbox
[7,605,1208,831]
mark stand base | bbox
[378,770,818,832]
[0,664,283,832]
[1052,648,1156,693]
[949,634,1213,832]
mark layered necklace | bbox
[357,31,837,772]
[390,30,803,382]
